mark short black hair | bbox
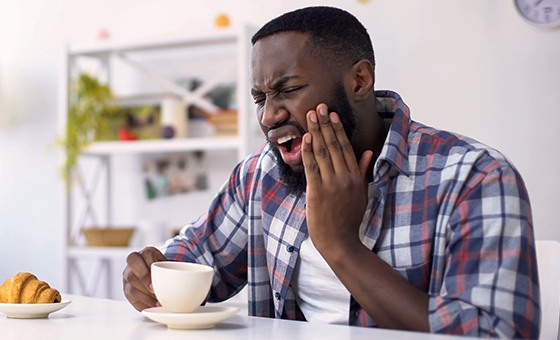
[252,6,375,68]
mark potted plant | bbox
[59,73,115,190]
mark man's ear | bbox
[349,59,375,102]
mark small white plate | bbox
[142,305,239,330]
[0,300,71,319]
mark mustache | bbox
[265,121,306,143]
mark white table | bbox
[0,295,471,340]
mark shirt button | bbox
[274,292,281,300]
[286,245,295,252]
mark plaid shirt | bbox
[163,90,540,338]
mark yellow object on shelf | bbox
[207,109,238,136]
[82,227,135,247]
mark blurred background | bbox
[1,0,559,299]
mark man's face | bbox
[250,32,356,195]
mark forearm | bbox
[321,242,430,331]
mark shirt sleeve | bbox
[428,159,541,338]
[161,157,255,302]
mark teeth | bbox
[278,135,296,145]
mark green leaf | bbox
[58,73,115,191]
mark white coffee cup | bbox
[151,261,213,313]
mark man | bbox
[123,6,540,337]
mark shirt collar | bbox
[373,90,411,178]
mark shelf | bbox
[68,246,137,259]
[113,92,173,107]
[62,26,256,299]
[82,136,241,155]
[68,29,240,57]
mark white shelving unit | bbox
[83,137,241,155]
[59,26,260,299]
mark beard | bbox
[269,81,356,196]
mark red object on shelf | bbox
[118,128,139,141]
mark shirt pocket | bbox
[374,227,434,292]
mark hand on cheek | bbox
[302,104,373,254]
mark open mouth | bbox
[278,135,297,152]
[267,123,305,167]
[277,135,303,166]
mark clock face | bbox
[515,0,560,27]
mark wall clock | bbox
[514,0,560,28]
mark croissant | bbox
[0,272,61,304]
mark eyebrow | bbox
[271,75,300,88]
[251,75,301,96]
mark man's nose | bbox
[260,98,288,128]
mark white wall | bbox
[1,0,559,295]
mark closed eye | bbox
[252,84,306,106]
[283,85,305,94]
[251,90,266,105]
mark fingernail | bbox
[304,134,311,143]
[330,112,339,123]
[319,106,327,116]
[309,112,317,123]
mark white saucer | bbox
[142,305,239,330]
[0,300,71,319]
